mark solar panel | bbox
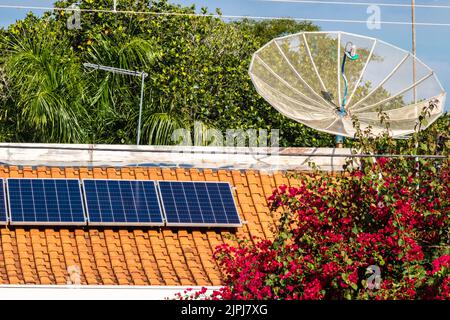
[7,179,86,225]
[158,181,241,227]
[83,180,164,226]
[0,179,8,224]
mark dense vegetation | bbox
[0,0,447,148]
[1,0,447,300]
[206,157,449,299]
[178,110,449,300]
[0,0,337,146]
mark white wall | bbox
[0,285,221,300]
[0,143,351,171]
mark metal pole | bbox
[411,0,420,176]
[336,42,358,148]
[412,0,417,103]
[83,63,148,146]
[113,0,117,12]
[336,51,347,148]
[137,74,146,145]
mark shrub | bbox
[211,156,448,299]
[177,81,449,301]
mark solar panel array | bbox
[0,180,7,224]
[0,178,242,227]
[7,179,86,225]
[83,180,164,226]
[159,181,241,227]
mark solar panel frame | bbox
[6,178,87,226]
[0,179,8,224]
[82,179,165,227]
[157,181,242,228]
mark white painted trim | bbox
[0,285,221,300]
[0,144,351,172]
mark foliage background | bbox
[206,157,449,300]
[0,0,447,148]
[177,110,449,300]
[0,0,337,146]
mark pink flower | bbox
[289,187,298,197]
[377,157,389,168]
[407,244,424,262]
[349,270,359,285]
[431,255,450,274]
[400,188,409,196]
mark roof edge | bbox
[0,143,351,171]
[0,285,221,300]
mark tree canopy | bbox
[0,0,447,147]
[0,0,334,146]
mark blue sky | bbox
[1,0,449,110]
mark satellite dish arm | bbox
[337,43,359,147]
[341,53,349,111]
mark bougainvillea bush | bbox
[204,156,448,300]
[176,109,449,300]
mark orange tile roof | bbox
[0,165,303,286]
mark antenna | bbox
[249,31,446,141]
[83,63,149,145]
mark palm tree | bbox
[2,23,88,143]
[83,34,189,145]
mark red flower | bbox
[179,163,449,301]
[431,255,450,274]
[289,187,298,197]
[407,244,424,262]
[377,157,389,168]
[349,269,359,284]
[400,188,409,195]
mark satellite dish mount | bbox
[249,31,446,146]
[337,42,359,147]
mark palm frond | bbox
[142,112,187,145]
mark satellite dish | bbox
[249,31,446,142]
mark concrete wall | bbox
[0,143,353,171]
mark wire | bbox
[258,0,450,9]
[1,4,450,27]
[83,63,148,77]
[0,144,446,159]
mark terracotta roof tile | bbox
[0,165,289,285]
